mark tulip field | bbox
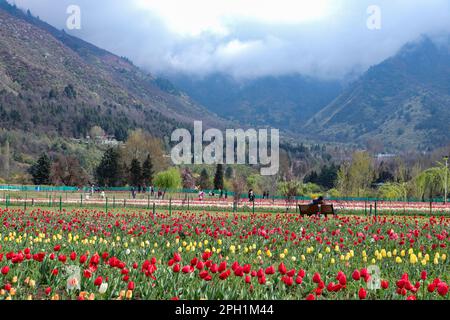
[0,206,449,301]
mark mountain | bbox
[167,73,342,132]
[304,36,450,152]
[0,0,224,142]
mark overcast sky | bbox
[8,0,450,79]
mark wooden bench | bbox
[299,204,335,217]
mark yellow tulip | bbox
[126,290,133,299]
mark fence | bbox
[1,192,449,216]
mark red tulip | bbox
[173,253,181,262]
[313,272,321,284]
[245,276,251,284]
[133,262,138,269]
[58,255,67,263]
[70,252,77,261]
[173,264,181,273]
[381,280,389,289]
[182,265,193,274]
[296,276,303,285]
[234,266,244,277]
[196,261,204,270]
[45,287,52,295]
[421,271,427,281]
[94,276,103,286]
[278,262,287,275]
[428,283,436,293]
[52,268,59,276]
[83,269,92,278]
[4,283,12,291]
[298,269,306,278]
[128,281,135,291]
[218,261,227,272]
[358,287,367,300]
[258,275,266,285]
[80,255,87,264]
[287,269,296,277]
[257,268,264,278]
[265,266,275,275]
[306,294,315,300]
[1,266,9,276]
[406,295,416,300]
[437,283,449,296]
[219,270,231,280]
[283,276,294,287]
[54,245,61,252]
[352,270,361,281]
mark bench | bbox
[299,204,335,217]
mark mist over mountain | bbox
[305,36,450,152]
[0,0,224,143]
[167,73,343,131]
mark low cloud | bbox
[9,0,450,79]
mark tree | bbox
[225,166,233,179]
[29,153,51,185]
[96,148,120,187]
[181,168,196,189]
[278,180,302,202]
[129,158,142,188]
[50,156,89,187]
[121,129,167,173]
[89,126,105,140]
[198,169,210,190]
[232,175,247,205]
[378,183,408,201]
[213,164,224,190]
[154,168,182,193]
[337,152,374,197]
[1,140,10,180]
[142,154,154,186]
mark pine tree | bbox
[129,158,142,188]
[198,169,210,190]
[142,154,154,186]
[3,140,10,180]
[225,166,233,179]
[96,148,120,187]
[29,153,51,185]
[213,164,224,190]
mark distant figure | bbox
[131,188,136,200]
[311,196,324,206]
[248,189,255,202]
[101,191,106,199]
[150,186,155,197]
